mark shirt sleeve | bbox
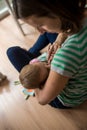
[51,42,81,77]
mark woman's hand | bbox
[47,33,68,64]
[47,43,58,64]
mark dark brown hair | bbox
[13,0,86,34]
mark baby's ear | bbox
[45,64,50,69]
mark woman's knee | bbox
[7,46,21,57]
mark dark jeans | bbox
[7,32,58,72]
[7,47,32,72]
[29,32,58,56]
[49,97,72,109]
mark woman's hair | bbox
[19,64,41,89]
[13,0,86,33]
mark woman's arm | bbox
[47,33,68,64]
[34,70,69,105]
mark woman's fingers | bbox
[47,44,54,60]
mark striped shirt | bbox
[51,18,87,107]
[37,52,47,61]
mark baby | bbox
[19,33,68,89]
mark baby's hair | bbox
[19,64,41,89]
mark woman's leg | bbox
[7,33,58,72]
[49,97,72,109]
[28,32,58,57]
[46,33,58,43]
[7,46,33,72]
[28,33,49,57]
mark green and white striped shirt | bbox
[51,18,87,107]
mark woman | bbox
[10,0,87,109]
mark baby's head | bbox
[19,62,50,89]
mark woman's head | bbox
[13,0,86,34]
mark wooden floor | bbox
[0,15,87,130]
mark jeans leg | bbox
[7,46,33,72]
[29,33,58,57]
[29,33,50,57]
[29,33,58,58]
[46,33,58,43]
[49,97,72,109]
